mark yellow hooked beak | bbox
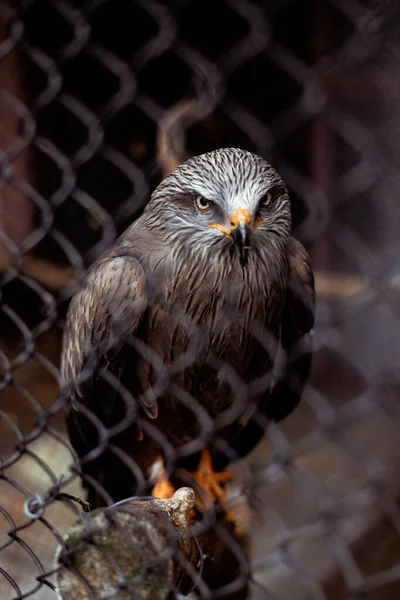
[229,208,252,264]
[208,208,263,265]
[229,207,252,230]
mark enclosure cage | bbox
[1,0,400,598]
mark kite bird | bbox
[61,148,315,511]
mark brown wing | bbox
[266,236,315,421]
[61,256,151,507]
[61,255,148,404]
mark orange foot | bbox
[188,449,234,518]
[150,457,175,499]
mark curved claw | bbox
[188,449,234,518]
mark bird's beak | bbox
[229,208,252,265]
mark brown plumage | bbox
[60,148,315,507]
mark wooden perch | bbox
[55,483,252,600]
[155,98,196,177]
[55,488,200,600]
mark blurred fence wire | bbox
[1,0,400,598]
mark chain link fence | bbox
[1,0,400,598]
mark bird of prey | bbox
[61,148,315,510]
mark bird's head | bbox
[146,148,291,266]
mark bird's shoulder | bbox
[61,253,148,386]
[286,237,314,286]
[284,236,315,338]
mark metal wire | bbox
[1,0,400,598]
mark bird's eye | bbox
[195,195,211,211]
[260,185,285,209]
[262,191,272,206]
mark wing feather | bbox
[61,255,148,402]
[266,236,315,421]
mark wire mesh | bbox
[1,0,400,598]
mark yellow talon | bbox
[188,449,234,519]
